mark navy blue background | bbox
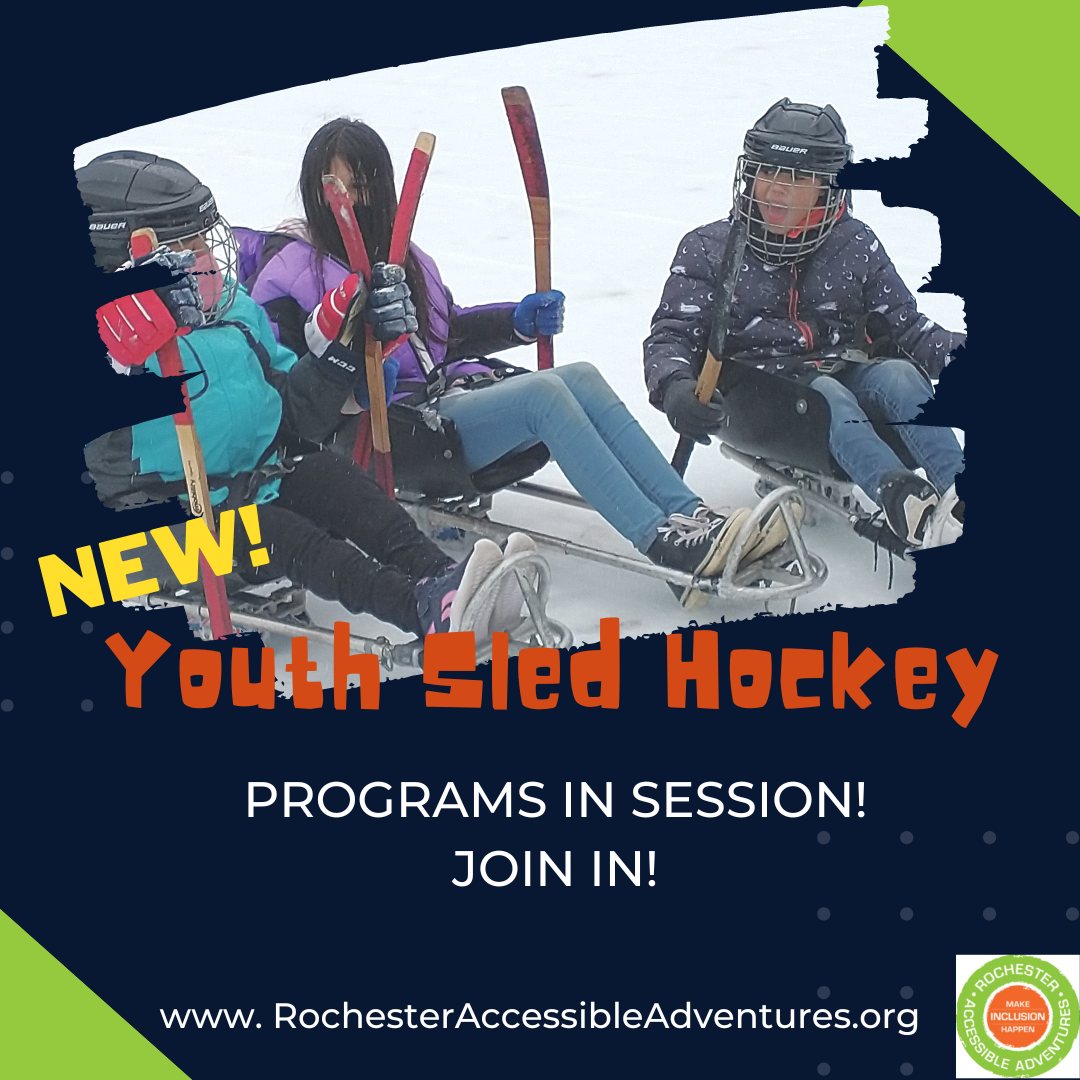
[2,4,1078,1077]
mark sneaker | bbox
[414,539,503,636]
[922,483,964,548]
[490,533,538,634]
[877,470,939,547]
[648,504,753,607]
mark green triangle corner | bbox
[860,0,1079,214]
[0,908,192,1080]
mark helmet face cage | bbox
[159,216,239,325]
[733,156,848,265]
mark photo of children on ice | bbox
[75,10,966,681]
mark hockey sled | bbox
[405,481,825,609]
[124,522,571,675]
[344,381,824,610]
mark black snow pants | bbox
[237,451,452,634]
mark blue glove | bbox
[355,353,400,409]
[513,290,565,339]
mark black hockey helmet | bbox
[77,150,238,321]
[733,98,853,264]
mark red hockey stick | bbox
[321,174,385,486]
[323,132,436,497]
[502,86,553,370]
[130,228,234,639]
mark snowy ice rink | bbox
[75,7,967,678]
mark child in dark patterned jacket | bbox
[645,98,966,549]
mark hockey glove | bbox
[96,249,203,368]
[136,248,204,330]
[307,274,400,398]
[307,272,370,360]
[368,263,418,342]
[662,374,726,445]
[513,290,565,340]
[314,272,365,344]
[316,338,400,397]
[314,337,400,396]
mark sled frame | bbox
[399,479,827,606]
[719,443,913,558]
[126,549,570,674]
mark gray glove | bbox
[662,374,725,444]
[134,246,204,330]
[367,262,418,342]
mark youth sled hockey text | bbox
[104,623,997,725]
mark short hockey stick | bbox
[324,132,436,497]
[129,228,234,638]
[321,173,384,484]
[671,221,748,478]
[501,86,553,370]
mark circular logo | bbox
[957,956,1078,1076]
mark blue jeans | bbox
[436,362,700,551]
[811,360,965,497]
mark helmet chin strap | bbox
[783,195,845,239]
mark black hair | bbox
[299,118,436,344]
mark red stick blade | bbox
[322,175,372,282]
[389,133,436,266]
[130,227,157,260]
[502,86,549,199]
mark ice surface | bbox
[76,9,967,685]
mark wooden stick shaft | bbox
[365,339,392,454]
[694,351,723,404]
[669,222,748,479]
[531,195,553,369]
[172,417,216,533]
[529,195,551,292]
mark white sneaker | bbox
[490,533,538,634]
[449,539,505,637]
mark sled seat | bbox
[717,359,922,558]
[315,406,551,502]
[386,404,550,500]
[717,359,919,483]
